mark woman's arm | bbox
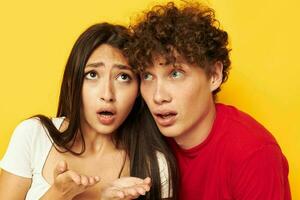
[0,170,32,199]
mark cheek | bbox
[118,84,139,109]
[81,86,90,107]
[176,81,208,110]
[140,83,153,104]
[186,76,210,97]
[81,84,97,109]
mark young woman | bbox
[0,23,178,200]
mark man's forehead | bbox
[151,52,186,67]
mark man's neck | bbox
[175,104,216,150]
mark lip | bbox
[153,110,177,127]
[96,107,116,125]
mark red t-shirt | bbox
[169,104,291,200]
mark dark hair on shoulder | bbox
[127,1,231,96]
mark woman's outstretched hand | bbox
[40,160,100,200]
[101,177,151,200]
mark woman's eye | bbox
[85,71,98,80]
[117,73,132,82]
[170,70,184,79]
[142,73,153,81]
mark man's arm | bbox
[231,144,291,200]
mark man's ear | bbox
[210,61,223,92]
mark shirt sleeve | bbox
[157,151,172,198]
[0,119,36,178]
[231,144,291,200]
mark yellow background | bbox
[0,0,299,198]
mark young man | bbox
[128,2,291,200]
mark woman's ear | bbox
[210,61,223,92]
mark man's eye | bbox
[85,71,98,80]
[142,73,153,81]
[117,73,132,82]
[170,70,184,79]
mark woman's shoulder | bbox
[0,117,64,178]
[21,116,64,128]
[16,117,42,129]
[13,117,65,139]
[12,118,43,139]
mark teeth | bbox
[101,114,112,118]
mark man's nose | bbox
[153,80,171,105]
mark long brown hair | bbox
[34,23,178,200]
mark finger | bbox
[126,177,144,185]
[142,177,151,191]
[66,170,81,185]
[143,177,151,185]
[80,175,89,186]
[139,183,150,192]
[135,186,147,195]
[124,187,138,197]
[123,185,148,197]
[131,178,150,192]
[108,189,125,198]
[88,176,95,185]
[88,176,101,186]
[53,160,68,178]
[94,176,100,182]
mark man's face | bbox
[140,55,222,148]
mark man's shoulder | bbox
[216,103,280,154]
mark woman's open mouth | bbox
[97,110,116,125]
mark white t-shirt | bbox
[1,117,171,199]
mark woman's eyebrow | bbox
[113,64,132,71]
[85,62,131,70]
[85,62,104,68]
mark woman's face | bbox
[81,44,138,135]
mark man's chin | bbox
[157,125,181,138]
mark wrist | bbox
[40,185,67,200]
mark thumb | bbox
[53,160,68,178]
